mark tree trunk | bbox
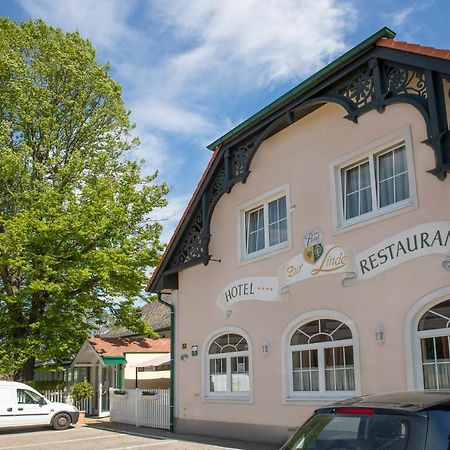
[20,356,36,381]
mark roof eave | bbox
[206,27,396,151]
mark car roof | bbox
[324,391,450,413]
[0,381,32,389]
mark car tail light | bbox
[336,407,375,415]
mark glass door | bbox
[100,366,117,414]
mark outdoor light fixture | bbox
[261,340,270,355]
[375,324,385,344]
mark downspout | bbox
[157,293,174,433]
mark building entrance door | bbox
[98,365,117,417]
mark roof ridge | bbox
[376,38,450,61]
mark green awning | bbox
[102,356,126,365]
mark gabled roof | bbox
[89,337,170,357]
[147,28,450,293]
[101,301,170,338]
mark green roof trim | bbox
[102,355,126,365]
[207,27,396,150]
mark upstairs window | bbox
[333,130,416,230]
[342,143,409,222]
[240,186,290,262]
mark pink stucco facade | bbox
[170,101,450,444]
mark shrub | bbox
[71,380,94,409]
[28,380,67,391]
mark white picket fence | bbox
[109,388,170,430]
[41,389,93,414]
[42,389,67,404]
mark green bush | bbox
[71,380,94,408]
[27,380,67,391]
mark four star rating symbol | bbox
[257,286,274,291]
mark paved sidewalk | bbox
[85,418,280,450]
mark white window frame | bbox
[202,326,253,403]
[237,183,292,264]
[289,338,355,396]
[330,127,417,232]
[417,328,450,390]
[282,310,361,402]
[405,286,450,390]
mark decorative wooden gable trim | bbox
[148,32,450,293]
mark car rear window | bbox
[283,411,427,450]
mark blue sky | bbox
[1,0,449,243]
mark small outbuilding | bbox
[72,336,170,416]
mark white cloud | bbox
[17,0,137,51]
[17,0,356,143]
[385,2,434,28]
[153,0,356,84]
[390,6,415,27]
[152,193,192,244]
[128,131,175,178]
[131,98,215,136]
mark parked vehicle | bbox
[0,381,79,430]
[282,391,450,449]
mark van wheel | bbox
[52,413,71,430]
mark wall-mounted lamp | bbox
[261,340,271,355]
[375,324,385,344]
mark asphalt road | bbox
[0,424,279,450]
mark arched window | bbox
[288,319,356,397]
[207,333,250,398]
[417,299,450,390]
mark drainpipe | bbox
[157,292,174,433]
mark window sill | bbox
[202,395,253,404]
[334,200,416,236]
[284,392,357,403]
[239,242,291,266]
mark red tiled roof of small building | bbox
[89,337,170,356]
[376,38,450,61]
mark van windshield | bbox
[283,412,427,450]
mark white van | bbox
[0,381,79,430]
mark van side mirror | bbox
[39,397,47,406]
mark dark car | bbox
[281,391,450,450]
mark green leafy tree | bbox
[0,19,168,380]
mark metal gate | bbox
[109,388,170,430]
